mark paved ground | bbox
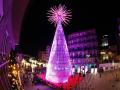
[74,69,120,90]
[24,79,54,90]
[24,84,54,90]
[24,69,120,90]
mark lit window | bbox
[102,42,108,46]
[119,33,120,36]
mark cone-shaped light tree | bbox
[46,4,72,83]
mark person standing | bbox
[99,73,101,78]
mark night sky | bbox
[19,0,119,57]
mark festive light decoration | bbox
[47,4,71,26]
[46,5,72,83]
[8,63,20,90]
[8,50,23,90]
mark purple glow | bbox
[46,5,72,83]
[0,0,15,55]
[0,0,16,89]
[47,4,71,26]
[0,0,3,21]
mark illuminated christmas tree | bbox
[46,4,72,83]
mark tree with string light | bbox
[46,4,72,83]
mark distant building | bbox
[67,29,98,66]
[99,35,109,62]
[38,45,51,63]
[101,35,109,47]
[99,34,117,63]
[38,51,47,62]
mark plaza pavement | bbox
[24,79,54,90]
[74,69,120,90]
[24,69,120,90]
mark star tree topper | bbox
[47,4,72,26]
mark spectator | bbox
[99,73,101,78]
